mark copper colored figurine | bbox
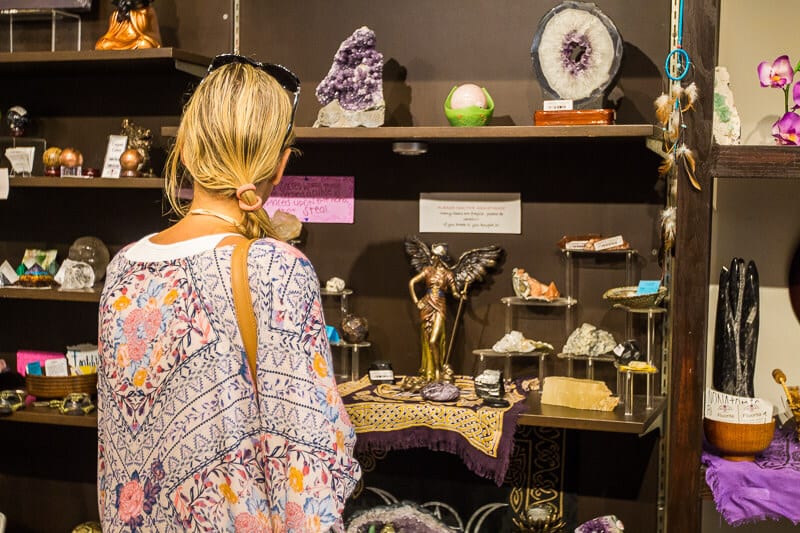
[95,0,161,50]
[404,235,502,386]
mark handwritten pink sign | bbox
[265,175,354,223]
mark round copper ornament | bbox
[59,147,83,168]
[119,148,144,177]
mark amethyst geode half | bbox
[314,26,385,127]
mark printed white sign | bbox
[101,135,128,178]
[704,388,774,424]
[0,168,8,199]
[419,192,521,234]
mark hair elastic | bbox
[236,183,263,212]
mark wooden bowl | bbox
[703,417,775,462]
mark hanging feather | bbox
[665,106,682,144]
[654,93,673,125]
[658,150,675,177]
[682,82,699,111]
[677,144,701,190]
[660,206,677,248]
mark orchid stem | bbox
[785,86,790,114]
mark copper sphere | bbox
[59,147,83,168]
[119,148,144,177]
[42,147,62,167]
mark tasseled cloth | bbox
[339,375,530,486]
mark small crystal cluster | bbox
[316,26,384,111]
[562,323,617,356]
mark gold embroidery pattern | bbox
[340,375,525,457]
[507,426,565,529]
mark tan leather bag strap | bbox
[231,238,259,394]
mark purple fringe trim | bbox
[354,395,528,486]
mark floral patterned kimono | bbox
[97,236,361,532]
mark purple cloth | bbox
[702,422,800,526]
[341,376,530,486]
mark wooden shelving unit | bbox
[9,177,163,189]
[710,144,800,179]
[0,286,101,302]
[0,405,97,428]
[0,48,210,76]
[162,124,655,142]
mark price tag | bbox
[543,99,574,111]
[101,135,128,178]
[636,280,661,295]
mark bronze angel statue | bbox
[404,235,503,385]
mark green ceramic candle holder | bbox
[444,86,494,126]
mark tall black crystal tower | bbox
[713,258,760,397]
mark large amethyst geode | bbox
[314,26,385,127]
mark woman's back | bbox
[97,237,360,532]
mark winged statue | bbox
[404,235,503,386]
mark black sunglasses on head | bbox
[207,53,301,148]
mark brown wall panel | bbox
[241,1,669,127]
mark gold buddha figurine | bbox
[95,0,161,51]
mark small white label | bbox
[592,235,625,251]
[565,240,589,250]
[0,260,18,284]
[543,99,574,111]
[101,135,128,178]
[44,357,69,377]
[369,369,394,381]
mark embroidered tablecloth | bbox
[338,375,530,486]
[702,421,800,526]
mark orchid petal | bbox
[758,61,774,87]
[772,112,800,145]
[793,83,800,109]
[772,55,794,88]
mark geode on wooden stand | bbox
[713,258,760,397]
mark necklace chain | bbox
[187,208,244,230]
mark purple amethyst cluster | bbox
[316,26,384,111]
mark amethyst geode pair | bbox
[314,26,385,127]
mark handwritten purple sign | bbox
[265,175,354,223]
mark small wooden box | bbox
[534,108,615,126]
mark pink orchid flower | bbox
[772,111,800,145]
[793,83,800,110]
[758,55,794,88]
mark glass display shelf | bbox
[500,296,577,307]
[615,362,659,416]
[330,340,370,383]
[556,352,616,380]
[610,305,666,409]
[472,348,551,383]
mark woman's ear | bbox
[272,148,292,187]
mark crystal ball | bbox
[449,83,488,109]
[68,236,110,281]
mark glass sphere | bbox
[68,236,110,281]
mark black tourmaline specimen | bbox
[713,258,760,397]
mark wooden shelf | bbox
[0,286,101,302]
[162,124,655,142]
[710,145,800,179]
[9,176,163,189]
[517,392,665,435]
[0,48,210,77]
[0,405,97,428]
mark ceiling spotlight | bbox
[392,141,428,156]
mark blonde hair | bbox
[164,62,297,239]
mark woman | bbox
[97,55,361,532]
